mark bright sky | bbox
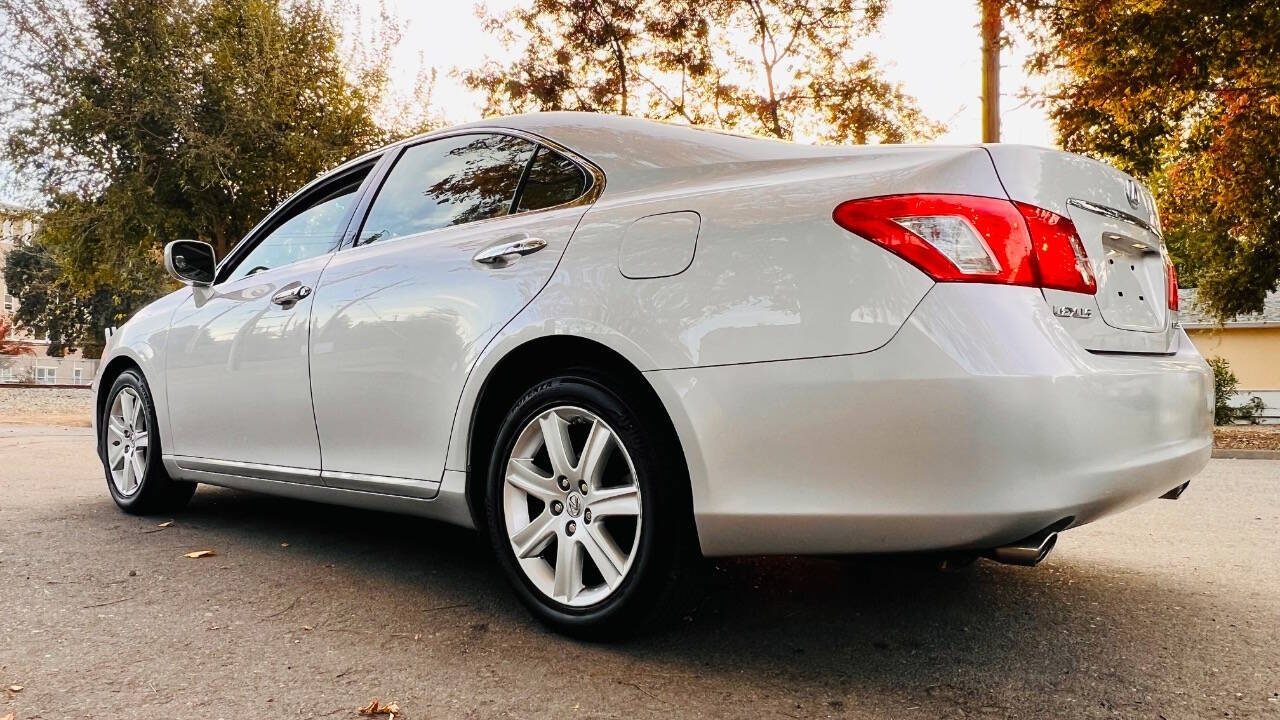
[0,0,1055,206]
[369,0,1055,146]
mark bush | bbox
[1208,356,1263,425]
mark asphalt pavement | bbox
[2,424,1278,719]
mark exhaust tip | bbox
[986,530,1058,567]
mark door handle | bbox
[473,237,548,265]
[271,284,313,306]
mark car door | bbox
[308,132,598,495]
[164,160,378,477]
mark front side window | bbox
[224,172,367,283]
[359,134,536,245]
[516,146,588,213]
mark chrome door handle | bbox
[473,237,548,265]
[271,284,312,306]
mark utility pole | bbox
[981,0,1002,143]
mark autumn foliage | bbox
[1012,0,1280,319]
[0,313,33,356]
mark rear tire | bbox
[485,372,698,639]
[100,369,196,515]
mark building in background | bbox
[0,203,99,385]
[1180,288,1280,424]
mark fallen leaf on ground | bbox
[1214,425,1280,450]
[358,699,402,717]
[182,550,217,559]
[2,711,14,720]
[7,685,21,692]
[157,521,173,527]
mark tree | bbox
[1208,357,1263,425]
[463,0,943,144]
[1009,0,1280,319]
[0,0,398,349]
[2,239,154,357]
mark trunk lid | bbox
[983,145,1177,354]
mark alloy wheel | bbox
[502,406,642,607]
[106,387,149,496]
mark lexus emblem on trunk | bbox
[1125,179,1143,210]
[1053,305,1094,319]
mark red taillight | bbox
[1165,255,1179,311]
[832,194,1097,295]
[1013,201,1097,294]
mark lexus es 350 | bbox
[94,112,1212,636]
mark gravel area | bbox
[1215,425,1280,450]
[0,387,93,426]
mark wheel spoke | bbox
[580,525,625,586]
[576,420,613,487]
[119,392,135,430]
[539,412,576,478]
[129,452,145,491]
[510,511,557,559]
[131,430,149,449]
[506,458,560,502]
[120,451,134,492]
[587,485,640,518]
[107,417,127,442]
[553,536,583,602]
[107,442,125,469]
[129,393,143,428]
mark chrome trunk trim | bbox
[1067,198,1162,239]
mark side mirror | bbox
[163,240,216,287]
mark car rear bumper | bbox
[648,284,1213,556]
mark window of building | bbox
[73,367,84,384]
[3,294,13,311]
[0,367,14,383]
[34,366,56,384]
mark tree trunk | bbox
[981,0,1002,143]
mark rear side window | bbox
[359,133,535,245]
[516,147,588,212]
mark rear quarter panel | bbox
[523,146,1007,370]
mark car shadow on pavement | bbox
[156,484,1256,715]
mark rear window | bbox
[359,133,535,245]
[516,147,588,213]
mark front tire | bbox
[485,373,696,638]
[100,369,196,515]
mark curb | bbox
[1212,448,1280,460]
[0,383,92,390]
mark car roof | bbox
[351,112,985,198]
[448,111,861,173]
